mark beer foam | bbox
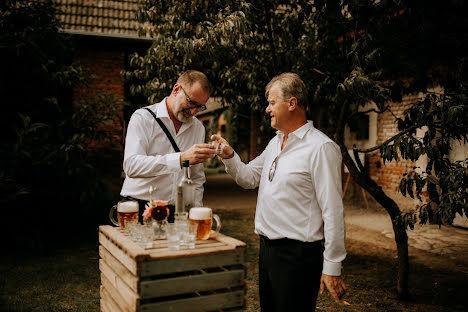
[189,207,212,220]
[118,201,139,213]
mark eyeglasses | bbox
[181,86,207,111]
[269,155,279,182]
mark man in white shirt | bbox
[121,70,216,222]
[211,72,346,311]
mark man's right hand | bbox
[210,134,235,159]
[180,144,216,166]
[320,274,347,305]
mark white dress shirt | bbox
[120,98,206,206]
[222,121,346,275]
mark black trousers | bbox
[121,196,175,223]
[259,235,323,312]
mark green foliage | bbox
[0,1,123,246]
[124,0,318,147]
[376,67,468,226]
[126,0,468,229]
[400,159,468,227]
[311,0,468,229]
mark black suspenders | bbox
[144,108,180,152]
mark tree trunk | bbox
[339,146,410,299]
[333,98,409,298]
[369,183,410,299]
[393,219,410,299]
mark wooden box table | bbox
[98,225,246,312]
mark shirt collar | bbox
[155,97,170,119]
[276,120,314,140]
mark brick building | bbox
[345,89,467,226]
[55,0,152,145]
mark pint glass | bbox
[189,207,221,240]
[109,201,139,228]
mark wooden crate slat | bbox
[100,299,110,312]
[99,231,140,275]
[100,226,245,258]
[141,249,244,277]
[213,233,247,248]
[146,242,229,259]
[100,245,139,292]
[101,269,139,312]
[146,244,242,260]
[100,225,148,258]
[98,225,246,312]
[100,259,139,308]
[140,269,244,299]
[141,240,225,251]
[139,290,245,312]
[101,286,124,312]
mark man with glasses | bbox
[121,70,216,222]
[211,72,346,311]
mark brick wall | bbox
[72,47,126,167]
[74,48,125,100]
[367,95,422,211]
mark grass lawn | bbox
[1,208,466,311]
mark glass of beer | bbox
[189,207,221,240]
[109,201,139,229]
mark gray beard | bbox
[176,110,190,123]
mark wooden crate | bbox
[98,225,246,312]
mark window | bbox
[349,115,369,140]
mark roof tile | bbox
[54,0,145,37]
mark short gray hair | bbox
[265,72,307,108]
[177,70,212,95]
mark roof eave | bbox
[60,29,154,43]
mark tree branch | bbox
[357,125,418,153]
[348,108,380,121]
[353,145,366,173]
[312,67,327,76]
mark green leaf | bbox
[426,175,439,186]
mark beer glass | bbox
[189,207,221,240]
[109,201,139,229]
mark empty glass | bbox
[124,218,138,234]
[166,223,180,251]
[180,220,197,249]
[127,222,141,242]
[139,224,154,248]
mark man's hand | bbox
[210,134,235,159]
[180,144,216,165]
[320,274,346,304]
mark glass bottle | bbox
[176,160,195,214]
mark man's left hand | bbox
[320,274,346,304]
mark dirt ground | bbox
[203,172,468,312]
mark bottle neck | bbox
[183,165,190,180]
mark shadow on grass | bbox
[0,209,466,312]
[0,234,101,312]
